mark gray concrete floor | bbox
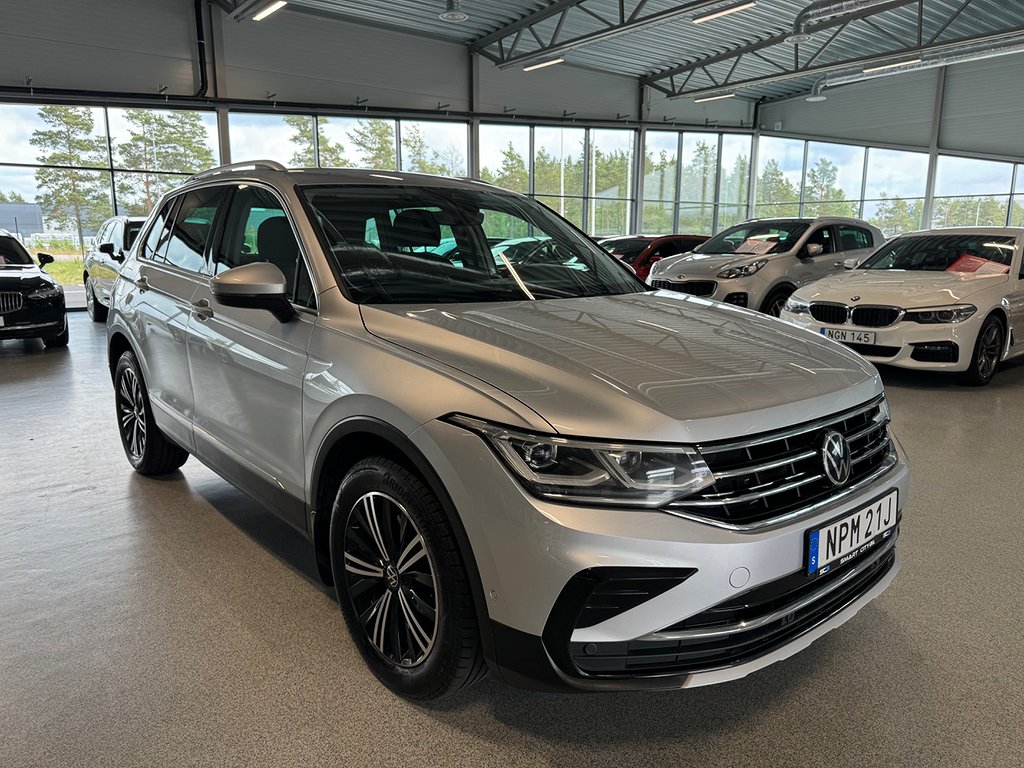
[2,313,1023,768]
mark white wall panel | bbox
[0,0,196,95]
[476,64,637,121]
[220,12,468,111]
[760,70,939,149]
[938,54,1024,158]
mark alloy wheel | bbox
[85,279,95,317]
[977,322,1002,381]
[343,491,438,667]
[117,367,147,462]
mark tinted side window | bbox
[140,201,177,262]
[838,225,874,252]
[163,186,229,274]
[216,186,315,308]
[805,226,835,254]
[109,221,124,253]
[95,221,111,249]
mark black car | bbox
[84,215,146,322]
[0,230,68,348]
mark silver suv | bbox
[107,162,908,699]
[649,217,884,315]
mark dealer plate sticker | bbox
[807,490,897,576]
[820,327,876,344]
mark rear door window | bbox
[139,200,178,263]
[837,225,875,252]
[163,186,229,274]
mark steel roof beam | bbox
[471,0,729,69]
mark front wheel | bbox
[761,288,793,317]
[330,458,485,699]
[43,319,69,348]
[114,350,188,474]
[961,315,1004,386]
[85,277,108,322]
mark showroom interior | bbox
[1,0,1023,765]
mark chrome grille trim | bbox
[663,451,899,532]
[677,472,826,507]
[712,449,818,480]
[0,291,24,314]
[699,396,884,454]
[639,536,897,642]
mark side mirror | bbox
[843,257,860,270]
[211,262,295,323]
[37,252,54,266]
[802,243,824,258]
[99,242,115,256]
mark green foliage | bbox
[932,196,1008,228]
[755,158,800,216]
[803,157,858,217]
[31,106,110,250]
[0,190,27,204]
[869,194,923,235]
[481,141,529,192]
[39,257,83,285]
[284,115,317,166]
[114,109,214,215]
[348,119,397,170]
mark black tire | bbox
[961,315,1004,386]
[85,276,107,322]
[330,457,485,700]
[114,350,188,474]
[761,288,793,317]
[43,318,69,348]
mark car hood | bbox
[794,269,1007,306]
[656,252,775,278]
[0,264,54,289]
[360,292,881,443]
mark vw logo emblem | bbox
[819,430,851,487]
[385,563,399,590]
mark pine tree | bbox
[0,190,28,203]
[31,105,109,250]
[755,158,800,217]
[348,119,397,170]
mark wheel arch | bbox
[107,330,136,382]
[309,417,498,670]
[759,282,797,313]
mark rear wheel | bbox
[761,288,793,317]
[961,315,1004,386]
[85,277,107,322]
[330,457,485,699]
[114,350,188,474]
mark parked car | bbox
[648,217,884,315]
[107,161,908,699]
[780,227,1024,385]
[84,215,147,322]
[600,234,709,281]
[0,229,67,348]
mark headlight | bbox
[717,259,767,279]
[903,304,976,324]
[27,285,63,300]
[783,295,811,315]
[448,415,714,507]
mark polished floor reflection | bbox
[1,313,1022,767]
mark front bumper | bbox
[414,418,909,691]
[0,297,66,340]
[779,309,982,372]
[648,274,768,310]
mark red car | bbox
[600,234,709,281]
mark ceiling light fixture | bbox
[862,57,921,73]
[693,0,757,24]
[523,57,565,72]
[439,0,469,23]
[694,92,737,103]
[252,0,287,21]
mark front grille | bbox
[851,306,901,328]
[844,343,901,358]
[0,291,23,315]
[650,279,716,297]
[668,397,893,527]
[650,279,673,290]
[809,303,848,325]
[570,542,897,677]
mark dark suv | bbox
[0,230,68,348]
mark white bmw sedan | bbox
[780,227,1024,385]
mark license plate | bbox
[820,327,875,344]
[806,490,898,576]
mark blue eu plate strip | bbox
[807,530,820,575]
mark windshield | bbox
[0,237,33,267]
[697,221,809,255]
[603,238,650,264]
[302,186,644,304]
[860,234,1017,273]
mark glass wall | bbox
[803,142,863,218]
[1012,166,1024,227]
[401,120,468,176]
[755,136,802,218]
[862,148,929,236]
[479,124,530,193]
[932,155,1014,229]
[641,131,677,234]
[589,129,634,237]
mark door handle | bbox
[190,297,214,321]
[134,276,149,292]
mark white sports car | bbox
[779,227,1024,385]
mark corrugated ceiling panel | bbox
[939,53,1024,158]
